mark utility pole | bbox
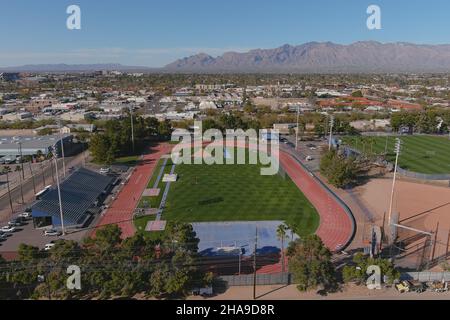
[328,115,335,151]
[253,227,258,300]
[3,169,13,214]
[50,159,55,183]
[295,104,300,151]
[18,142,25,179]
[53,155,65,235]
[384,135,389,155]
[40,162,46,187]
[445,230,450,259]
[29,162,36,195]
[238,250,242,276]
[387,138,401,244]
[16,166,24,205]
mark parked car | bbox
[44,243,56,251]
[44,229,62,237]
[0,232,7,240]
[1,226,16,233]
[409,281,427,293]
[99,167,111,174]
[395,281,411,293]
[8,219,23,227]
[428,281,448,293]
[305,155,314,161]
[191,286,213,297]
[18,212,31,219]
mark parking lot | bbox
[281,135,326,172]
[0,215,91,252]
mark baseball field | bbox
[343,135,450,174]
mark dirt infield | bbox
[93,143,171,238]
[356,178,450,261]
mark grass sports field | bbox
[135,148,320,236]
[343,135,450,174]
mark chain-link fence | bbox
[397,167,450,181]
[219,272,291,286]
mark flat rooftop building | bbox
[0,134,73,158]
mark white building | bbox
[199,101,219,110]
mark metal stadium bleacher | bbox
[31,167,114,229]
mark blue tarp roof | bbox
[31,167,113,226]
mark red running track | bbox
[257,150,354,274]
[279,150,354,251]
[93,143,172,238]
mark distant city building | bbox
[0,72,20,81]
[199,100,219,110]
[2,112,33,121]
[0,134,74,158]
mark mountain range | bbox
[3,41,450,73]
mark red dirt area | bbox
[279,150,354,252]
[93,143,172,238]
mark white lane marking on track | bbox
[135,174,142,184]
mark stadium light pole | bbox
[295,104,300,151]
[328,115,335,151]
[53,153,65,236]
[387,138,401,242]
[57,121,66,177]
[130,106,135,153]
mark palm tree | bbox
[276,224,289,273]
[1,166,13,214]
[15,165,24,204]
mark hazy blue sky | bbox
[1,0,449,67]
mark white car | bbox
[18,212,31,219]
[305,156,314,161]
[44,243,56,251]
[44,229,62,237]
[1,226,16,233]
[99,167,111,174]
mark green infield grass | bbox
[342,135,450,174]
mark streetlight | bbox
[328,115,335,151]
[387,138,401,243]
[52,148,65,235]
[130,106,135,153]
[57,121,66,177]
